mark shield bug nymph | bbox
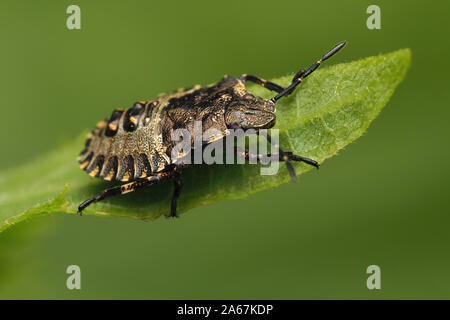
[77,41,346,217]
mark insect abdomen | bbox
[78,100,171,182]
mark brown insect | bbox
[78,41,346,217]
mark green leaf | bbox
[0,49,411,233]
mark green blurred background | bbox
[0,0,449,299]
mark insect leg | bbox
[236,147,316,165]
[235,146,272,163]
[258,131,319,182]
[272,41,346,102]
[235,146,317,182]
[168,167,183,218]
[77,173,171,215]
[240,74,285,93]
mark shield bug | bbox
[77,41,346,217]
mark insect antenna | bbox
[271,41,347,102]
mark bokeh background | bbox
[0,0,449,299]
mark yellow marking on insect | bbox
[121,185,134,194]
[104,170,115,181]
[89,167,99,177]
[80,161,89,169]
[121,173,131,181]
[138,100,146,104]
[96,120,107,128]
[317,59,322,64]
[233,82,248,96]
[108,123,117,131]
[130,117,138,125]
[282,155,289,161]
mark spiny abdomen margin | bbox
[78,100,171,182]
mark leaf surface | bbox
[0,49,411,233]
